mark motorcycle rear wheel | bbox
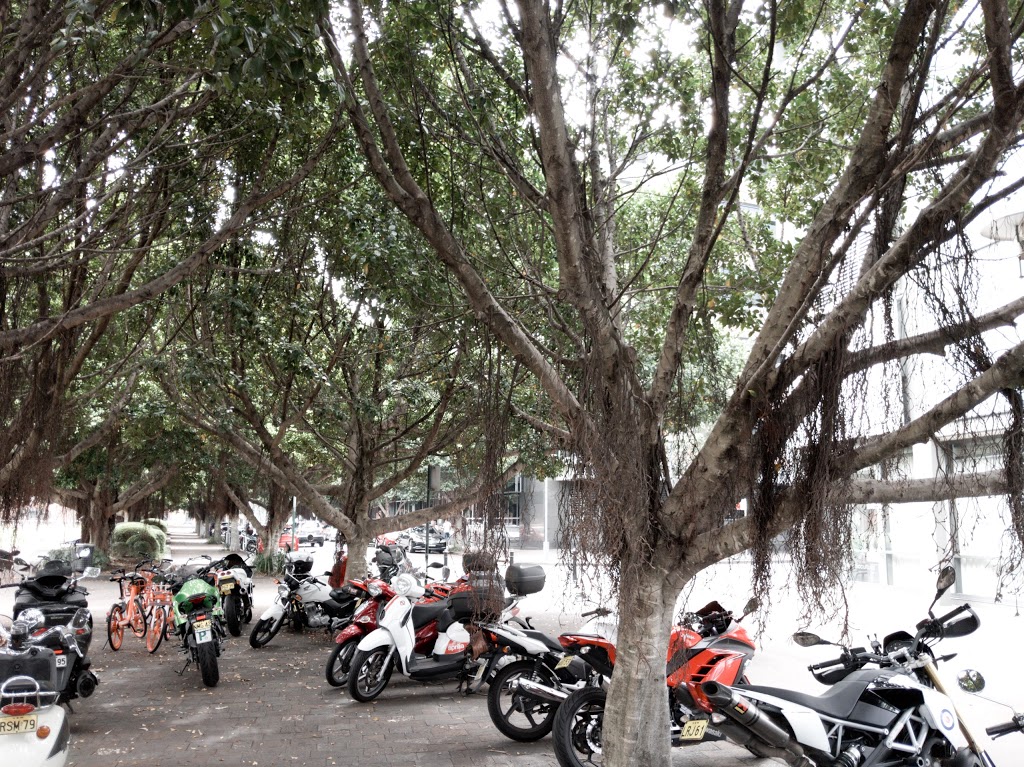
[249,614,284,648]
[196,641,219,687]
[325,638,359,687]
[223,594,241,637]
[146,606,167,653]
[487,659,559,741]
[347,646,394,702]
[553,686,606,767]
[107,604,125,651]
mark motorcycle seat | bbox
[520,629,563,653]
[411,601,449,629]
[739,668,884,721]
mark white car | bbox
[295,522,326,547]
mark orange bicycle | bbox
[107,560,171,653]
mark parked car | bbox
[406,525,447,553]
[277,529,301,552]
[296,521,326,547]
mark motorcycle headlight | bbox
[20,608,45,632]
[366,582,382,597]
[277,584,290,597]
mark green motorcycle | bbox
[168,559,226,687]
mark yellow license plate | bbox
[555,655,574,670]
[680,719,708,740]
[193,619,212,631]
[220,585,234,594]
[0,714,38,735]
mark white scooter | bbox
[0,617,70,766]
[248,553,359,648]
[346,563,547,702]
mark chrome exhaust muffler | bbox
[516,678,571,703]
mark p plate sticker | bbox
[940,709,956,730]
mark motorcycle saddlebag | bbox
[504,564,545,596]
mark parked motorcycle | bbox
[0,615,71,766]
[11,560,99,629]
[324,563,457,688]
[702,565,1020,766]
[248,553,358,649]
[7,608,98,709]
[548,598,758,766]
[166,560,226,688]
[209,554,255,637]
[345,562,546,702]
[485,606,618,742]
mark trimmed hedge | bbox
[142,518,168,534]
[111,522,167,561]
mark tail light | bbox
[188,594,207,607]
[1,702,35,716]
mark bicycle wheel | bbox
[146,606,167,653]
[130,596,147,637]
[107,604,125,651]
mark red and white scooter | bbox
[346,564,546,702]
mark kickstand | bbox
[176,658,192,676]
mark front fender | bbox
[259,601,286,622]
[356,627,395,653]
[335,623,364,644]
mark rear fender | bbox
[735,688,832,753]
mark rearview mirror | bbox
[957,669,986,693]
[935,565,956,594]
[793,631,826,647]
[741,597,760,616]
[81,566,101,578]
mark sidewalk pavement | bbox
[0,524,763,767]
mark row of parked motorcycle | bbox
[3,536,1024,767]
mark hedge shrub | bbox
[111,522,166,561]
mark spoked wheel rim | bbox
[487,660,557,741]
[553,687,607,767]
[326,639,359,687]
[107,605,125,651]
[129,598,147,637]
[349,647,393,701]
[146,606,166,653]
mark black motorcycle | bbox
[7,606,99,706]
[11,559,99,628]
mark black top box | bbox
[504,563,545,596]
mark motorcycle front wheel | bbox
[347,646,394,702]
[223,594,241,637]
[325,638,359,687]
[553,686,606,767]
[196,641,219,687]
[249,614,284,648]
[487,659,559,741]
[146,606,167,653]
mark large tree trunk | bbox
[603,554,687,767]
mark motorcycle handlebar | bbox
[986,718,1023,738]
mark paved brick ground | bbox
[2,526,767,767]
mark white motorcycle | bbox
[210,554,255,637]
[0,616,70,766]
[701,566,1023,766]
[346,563,547,702]
[248,553,359,648]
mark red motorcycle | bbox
[550,598,758,767]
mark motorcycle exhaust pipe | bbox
[701,681,811,767]
[516,678,570,703]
